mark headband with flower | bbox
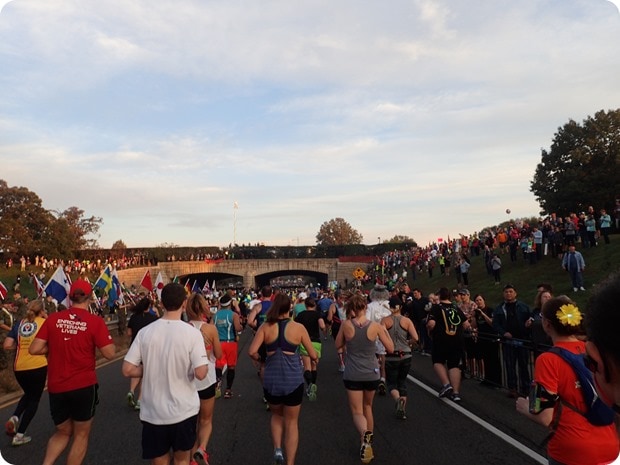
[556,303,582,327]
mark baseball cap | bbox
[298,292,308,300]
[458,289,470,296]
[69,279,92,299]
[388,296,403,309]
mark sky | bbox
[1,0,619,250]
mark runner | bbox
[294,297,325,401]
[213,294,241,399]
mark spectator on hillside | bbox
[491,253,502,285]
[599,209,612,244]
[561,245,586,292]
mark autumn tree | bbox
[0,180,55,257]
[316,218,363,246]
[530,109,620,216]
[55,206,103,249]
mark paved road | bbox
[0,331,549,465]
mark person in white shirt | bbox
[123,283,208,465]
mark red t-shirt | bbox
[536,340,619,465]
[36,307,113,393]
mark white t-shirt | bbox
[366,300,391,355]
[190,321,217,391]
[124,318,208,425]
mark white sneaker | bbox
[12,434,31,446]
[573,287,578,292]
[579,287,586,291]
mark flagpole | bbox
[233,201,238,246]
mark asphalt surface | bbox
[0,330,550,465]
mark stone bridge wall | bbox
[116,259,368,290]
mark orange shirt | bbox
[536,341,619,465]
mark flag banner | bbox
[154,272,164,300]
[33,275,45,297]
[44,266,71,307]
[184,278,191,295]
[140,270,153,291]
[202,279,211,294]
[0,280,7,300]
[94,265,118,307]
[112,268,124,305]
[192,280,201,294]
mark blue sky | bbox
[1,0,619,249]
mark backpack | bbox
[547,346,615,427]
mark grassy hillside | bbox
[1,236,618,311]
[404,237,620,309]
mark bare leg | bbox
[193,397,215,453]
[283,404,301,465]
[66,419,93,465]
[42,420,73,465]
[269,404,284,450]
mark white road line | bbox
[408,374,547,465]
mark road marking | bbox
[408,374,547,465]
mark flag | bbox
[202,279,211,294]
[192,280,201,294]
[154,272,164,300]
[140,270,153,292]
[112,268,124,305]
[0,280,7,300]
[33,275,45,297]
[44,266,71,307]
[184,278,191,295]
[212,280,217,293]
[94,265,118,307]
[172,275,179,283]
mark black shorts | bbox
[343,379,380,391]
[141,414,198,459]
[431,343,463,369]
[263,383,304,407]
[49,384,99,425]
[198,383,216,400]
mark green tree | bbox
[316,218,363,246]
[55,206,103,250]
[384,235,416,245]
[531,109,620,216]
[0,180,55,257]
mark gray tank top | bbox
[386,314,412,359]
[343,320,379,382]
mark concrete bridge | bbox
[116,258,371,291]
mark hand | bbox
[515,396,529,415]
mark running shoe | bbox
[126,391,136,408]
[338,364,345,373]
[5,416,18,436]
[11,434,32,446]
[273,448,284,465]
[11,434,31,446]
[395,398,406,420]
[377,380,386,396]
[438,384,453,398]
[134,400,141,410]
[450,392,462,403]
[360,443,374,463]
[215,382,222,399]
[308,383,318,402]
[193,446,209,465]
[224,389,232,399]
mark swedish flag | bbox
[95,265,118,306]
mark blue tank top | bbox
[256,301,271,328]
[265,320,298,353]
[263,319,303,396]
[215,309,236,342]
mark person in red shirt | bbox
[516,296,618,465]
[30,279,115,465]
